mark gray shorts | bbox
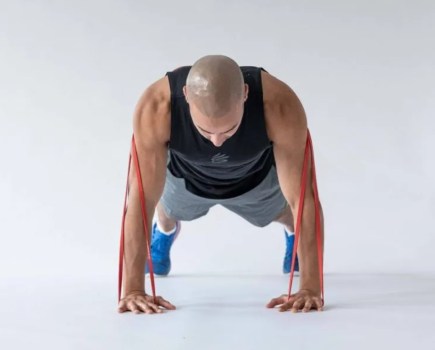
[160,165,288,227]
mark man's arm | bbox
[118,77,175,313]
[262,71,324,312]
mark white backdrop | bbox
[1,0,434,287]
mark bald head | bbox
[185,55,245,118]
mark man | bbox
[118,55,324,315]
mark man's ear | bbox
[183,85,189,103]
[243,83,249,102]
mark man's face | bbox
[188,102,243,147]
[183,84,248,148]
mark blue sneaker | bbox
[145,221,181,276]
[283,229,299,274]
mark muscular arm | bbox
[262,71,324,294]
[122,77,171,295]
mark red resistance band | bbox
[118,129,324,307]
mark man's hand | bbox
[118,291,176,314]
[266,289,323,313]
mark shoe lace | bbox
[152,233,174,258]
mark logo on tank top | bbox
[211,152,229,163]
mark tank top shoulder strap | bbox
[165,66,191,99]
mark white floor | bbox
[1,272,434,350]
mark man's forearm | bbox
[122,189,155,295]
[294,198,324,293]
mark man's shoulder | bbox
[133,76,171,145]
[261,70,307,142]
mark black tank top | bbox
[166,65,275,199]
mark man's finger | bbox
[292,298,305,312]
[156,297,176,310]
[266,297,284,308]
[137,301,154,314]
[160,301,176,310]
[143,301,162,313]
[118,302,128,313]
[302,300,313,312]
[279,297,297,312]
[279,302,293,312]
[127,300,141,313]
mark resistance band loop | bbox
[287,129,324,305]
[118,129,324,307]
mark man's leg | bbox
[219,165,299,273]
[155,201,177,232]
[274,201,325,253]
[272,204,300,273]
[146,168,217,275]
[272,203,294,233]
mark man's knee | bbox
[273,204,294,229]
[156,202,177,228]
